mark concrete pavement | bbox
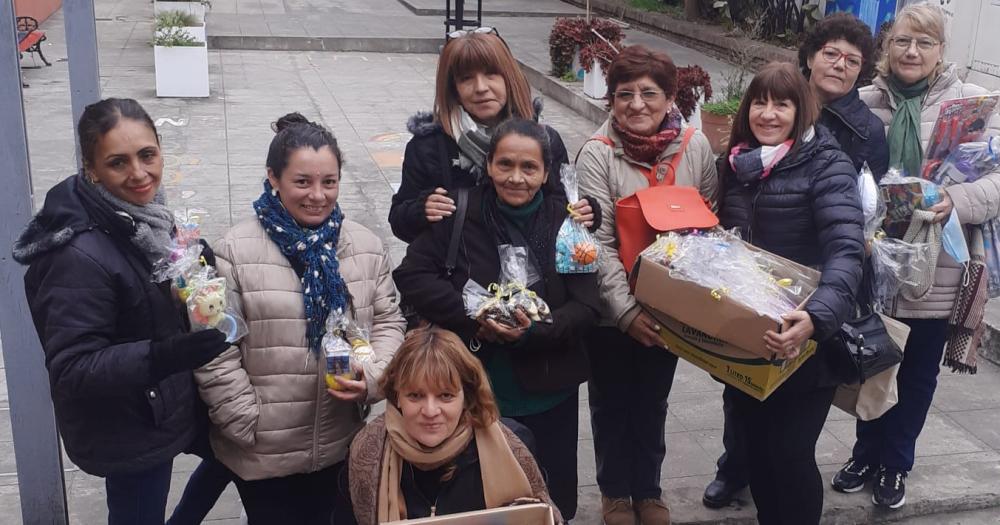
[4,0,1000,523]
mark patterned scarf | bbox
[728,139,795,182]
[886,75,930,178]
[75,172,175,266]
[253,179,350,355]
[611,107,683,164]
[449,107,494,177]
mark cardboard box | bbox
[631,240,821,358]
[384,503,555,525]
[648,311,817,400]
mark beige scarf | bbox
[378,404,533,521]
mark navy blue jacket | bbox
[820,88,889,180]
[719,126,865,387]
[388,110,571,244]
[15,176,200,476]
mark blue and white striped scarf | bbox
[253,179,349,355]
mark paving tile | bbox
[949,408,1000,450]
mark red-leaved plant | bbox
[675,65,713,121]
[549,17,625,79]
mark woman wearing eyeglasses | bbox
[575,44,718,525]
[800,13,888,178]
[832,4,1000,510]
[388,29,595,245]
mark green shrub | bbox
[151,27,205,47]
[155,10,201,30]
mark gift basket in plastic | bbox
[639,229,814,324]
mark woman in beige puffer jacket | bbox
[195,113,405,524]
[833,5,1000,510]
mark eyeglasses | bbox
[613,89,665,103]
[819,46,863,71]
[890,36,939,52]
[447,26,499,41]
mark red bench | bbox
[17,16,51,67]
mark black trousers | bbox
[726,382,836,525]
[511,390,580,520]
[588,326,678,500]
[715,387,749,486]
[233,461,356,525]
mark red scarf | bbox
[611,108,683,164]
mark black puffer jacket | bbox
[719,125,865,386]
[820,88,889,180]
[392,185,600,393]
[388,109,571,243]
[15,175,199,476]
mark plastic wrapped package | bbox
[463,280,516,327]
[935,136,1000,185]
[185,273,249,343]
[322,310,355,390]
[879,168,942,239]
[869,235,934,312]
[555,165,600,273]
[345,318,375,366]
[461,246,554,328]
[858,163,885,243]
[639,230,807,322]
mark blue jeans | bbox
[167,457,234,525]
[105,460,174,525]
[852,318,949,471]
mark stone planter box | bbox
[154,44,209,97]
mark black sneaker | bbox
[872,468,906,509]
[831,458,876,493]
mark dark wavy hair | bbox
[487,118,553,175]
[77,98,159,167]
[798,12,876,86]
[266,112,343,178]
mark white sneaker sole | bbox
[830,473,866,493]
[872,492,905,509]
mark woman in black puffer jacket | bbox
[13,98,229,525]
[717,63,865,525]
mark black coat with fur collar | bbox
[14,176,200,476]
[389,110,570,243]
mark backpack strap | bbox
[574,135,615,164]
[575,127,697,187]
[445,187,470,277]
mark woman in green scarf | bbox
[833,4,1000,511]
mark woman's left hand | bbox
[763,310,814,359]
[327,364,368,402]
[476,310,532,344]
[930,189,954,224]
[570,199,594,228]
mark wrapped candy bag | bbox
[184,270,249,343]
[640,230,806,322]
[463,280,517,327]
[879,168,942,239]
[499,245,553,324]
[858,163,885,243]
[555,165,600,273]
[345,318,375,366]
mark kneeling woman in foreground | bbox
[348,326,561,524]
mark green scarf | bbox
[886,75,930,178]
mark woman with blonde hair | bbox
[833,4,1000,509]
[389,29,595,244]
[348,326,560,524]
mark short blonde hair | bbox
[876,3,947,79]
[379,326,500,429]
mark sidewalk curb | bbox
[395,0,580,17]
[207,35,442,54]
[558,0,796,68]
[980,303,1000,367]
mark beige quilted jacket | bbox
[575,118,719,330]
[195,217,406,481]
[860,64,1000,318]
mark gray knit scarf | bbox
[450,107,494,177]
[86,174,175,265]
